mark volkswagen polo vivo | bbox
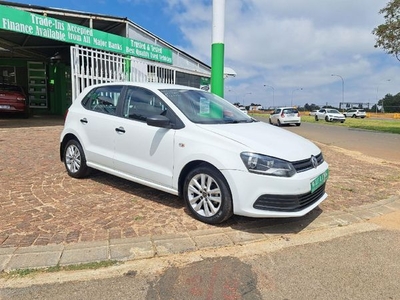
[60,82,329,224]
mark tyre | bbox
[325,116,329,122]
[63,139,90,178]
[269,118,272,124]
[277,119,281,126]
[352,114,356,118]
[315,116,318,121]
[183,164,233,224]
[295,123,301,126]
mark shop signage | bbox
[0,4,173,64]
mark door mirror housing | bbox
[147,115,172,128]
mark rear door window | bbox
[82,85,124,116]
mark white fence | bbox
[71,45,181,101]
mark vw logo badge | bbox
[311,156,318,168]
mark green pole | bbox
[211,43,224,97]
[211,0,225,98]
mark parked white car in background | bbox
[315,108,345,123]
[343,109,366,118]
[60,82,328,224]
[269,107,301,126]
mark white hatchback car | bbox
[60,82,329,224]
[269,107,301,126]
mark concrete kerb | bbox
[1,195,399,272]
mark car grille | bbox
[253,183,326,212]
[291,153,324,173]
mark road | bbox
[284,121,400,164]
[1,217,400,299]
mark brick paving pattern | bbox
[1,116,399,248]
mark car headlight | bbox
[240,152,296,177]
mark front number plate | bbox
[0,105,10,109]
[310,169,329,193]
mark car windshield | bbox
[328,109,340,114]
[159,89,255,124]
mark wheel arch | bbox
[177,160,232,200]
[60,133,81,162]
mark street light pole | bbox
[264,85,275,109]
[228,89,238,104]
[331,74,344,107]
[376,79,391,113]
[291,88,302,107]
[243,92,252,106]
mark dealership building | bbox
[0,1,211,116]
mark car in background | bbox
[309,110,318,116]
[343,109,366,118]
[269,107,301,126]
[60,82,328,224]
[315,108,345,123]
[239,106,248,114]
[0,83,29,118]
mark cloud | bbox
[162,0,399,106]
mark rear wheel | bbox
[277,119,281,126]
[295,123,301,126]
[63,139,90,178]
[183,164,233,224]
[315,116,318,121]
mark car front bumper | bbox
[222,161,329,218]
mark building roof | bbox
[0,0,210,70]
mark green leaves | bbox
[372,0,400,62]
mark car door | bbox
[270,108,280,124]
[78,85,124,171]
[113,86,177,189]
[317,109,326,120]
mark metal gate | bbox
[70,45,177,101]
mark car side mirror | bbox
[147,115,172,129]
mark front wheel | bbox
[315,116,318,121]
[63,139,90,178]
[183,164,233,224]
[325,116,330,122]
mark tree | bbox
[372,0,400,62]
[379,93,400,112]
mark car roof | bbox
[81,81,202,92]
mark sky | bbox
[9,0,400,108]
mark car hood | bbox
[197,121,320,162]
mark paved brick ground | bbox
[1,115,399,248]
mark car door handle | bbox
[115,126,125,133]
[80,118,88,124]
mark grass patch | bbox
[302,116,400,134]
[1,260,119,279]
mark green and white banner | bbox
[0,4,173,64]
